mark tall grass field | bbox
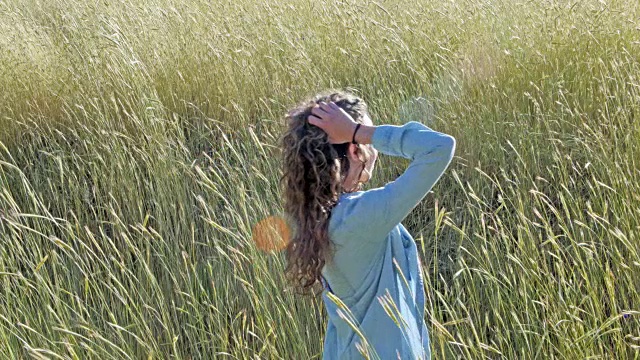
[1,0,639,358]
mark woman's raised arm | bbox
[330,121,455,240]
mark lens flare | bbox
[398,96,434,125]
[252,216,290,252]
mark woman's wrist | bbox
[354,124,376,145]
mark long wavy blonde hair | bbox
[281,90,372,293]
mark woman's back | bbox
[321,122,455,359]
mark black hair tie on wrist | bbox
[351,123,361,145]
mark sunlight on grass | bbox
[1,0,639,358]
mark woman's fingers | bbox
[327,102,341,111]
[307,114,324,129]
[309,101,355,144]
[311,105,327,118]
[318,101,333,112]
[315,102,341,119]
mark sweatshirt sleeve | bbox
[330,121,456,245]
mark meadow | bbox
[1,0,639,358]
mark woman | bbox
[281,90,456,359]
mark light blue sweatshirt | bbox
[321,121,456,359]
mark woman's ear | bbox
[347,143,360,163]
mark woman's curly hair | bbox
[281,89,371,294]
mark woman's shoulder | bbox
[329,189,388,242]
[329,191,364,230]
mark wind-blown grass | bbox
[1,0,639,358]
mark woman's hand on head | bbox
[308,101,358,144]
